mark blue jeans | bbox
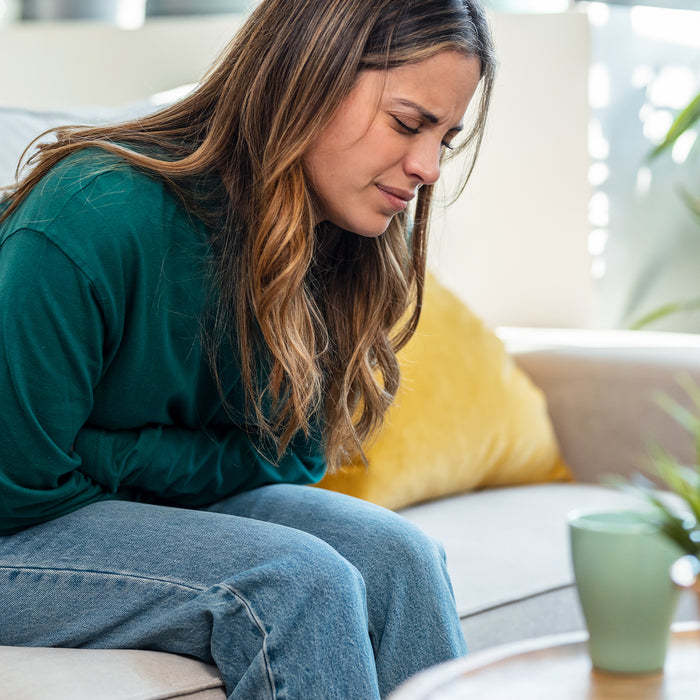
[0,485,466,698]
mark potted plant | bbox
[616,375,700,595]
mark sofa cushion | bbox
[398,482,696,650]
[0,86,196,188]
[317,274,572,510]
[0,645,225,700]
[0,105,146,188]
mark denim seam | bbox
[0,565,207,592]
[3,565,278,695]
[219,582,277,700]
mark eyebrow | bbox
[395,99,464,132]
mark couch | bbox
[3,330,700,699]
[2,10,700,700]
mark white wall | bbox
[429,11,592,328]
[0,15,243,109]
[0,10,593,328]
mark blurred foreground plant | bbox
[615,375,700,555]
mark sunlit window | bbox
[583,0,700,331]
[630,5,700,48]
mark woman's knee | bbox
[266,535,368,614]
[344,506,448,580]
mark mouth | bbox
[376,184,415,212]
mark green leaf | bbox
[629,297,700,330]
[677,376,700,464]
[619,480,699,555]
[680,189,700,222]
[678,373,700,419]
[655,393,700,436]
[648,91,700,160]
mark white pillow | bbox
[0,84,197,188]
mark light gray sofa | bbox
[3,328,700,699]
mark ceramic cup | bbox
[568,509,682,674]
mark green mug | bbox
[568,509,682,674]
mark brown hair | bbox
[1,0,496,469]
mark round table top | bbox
[390,622,700,700]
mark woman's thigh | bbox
[0,498,381,699]
[206,485,467,694]
[205,483,448,579]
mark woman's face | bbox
[303,50,482,237]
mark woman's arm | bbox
[0,229,326,534]
[73,422,326,507]
[0,229,112,534]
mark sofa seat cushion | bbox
[0,645,225,700]
[398,482,697,651]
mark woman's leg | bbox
[205,484,467,697]
[0,499,381,700]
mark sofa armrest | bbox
[498,327,700,485]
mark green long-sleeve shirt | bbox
[0,149,326,535]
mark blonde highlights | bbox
[1,0,495,470]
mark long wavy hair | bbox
[0,0,496,470]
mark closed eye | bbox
[441,128,461,151]
[394,116,456,151]
[393,116,420,135]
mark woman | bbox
[0,0,495,697]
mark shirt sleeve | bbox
[0,228,327,534]
[73,422,327,507]
[0,229,111,534]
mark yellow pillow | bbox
[316,272,572,510]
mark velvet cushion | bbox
[317,273,572,509]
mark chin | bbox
[339,215,392,238]
[351,228,388,239]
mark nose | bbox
[404,139,442,186]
